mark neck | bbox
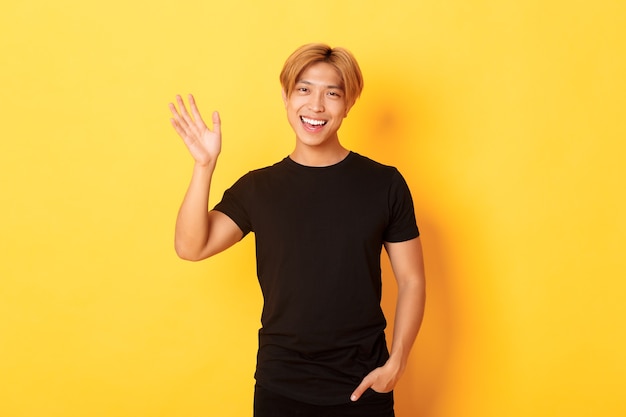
[290,143,350,167]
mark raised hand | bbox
[169,94,221,167]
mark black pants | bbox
[253,385,395,417]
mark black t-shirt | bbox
[214,152,419,405]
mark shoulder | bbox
[348,152,402,179]
[350,152,395,169]
[232,157,291,184]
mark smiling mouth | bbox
[300,116,327,127]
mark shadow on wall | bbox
[381,221,455,416]
[358,75,458,416]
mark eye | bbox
[297,87,309,93]
[327,90,342,98]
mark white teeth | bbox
[301,116,327,126]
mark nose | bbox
[308,93,325,112]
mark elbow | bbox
[174,241,208,262]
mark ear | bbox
[281,89,288,107]
[344,102,354,118]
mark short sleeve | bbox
[213,174,253,237]
[383,169,419,243]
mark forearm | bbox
[388,277,426,371]
[174,162,216,260]
[350,268,425,400]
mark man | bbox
[169,43,425,417]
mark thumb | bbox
[350,377,372,402]
[212,111,221,133]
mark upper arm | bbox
[177,210,243,261]
[384,237,426,288]
[203,210,245,257]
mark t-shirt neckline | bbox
[285,151,354,170]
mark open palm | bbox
[169,94,221,166]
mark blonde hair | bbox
[279,43,364,108]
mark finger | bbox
[169,96,190,129]
[168,102,182,121]
[188,94,208,129]
[169,103,188,130]
[212,111,221,134]
[169,102,194,139]
[169,117,188,140]
[350,377,373,402]
[176,94,195,126]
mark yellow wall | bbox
[1,1,624,416]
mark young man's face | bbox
[282,62,350,150]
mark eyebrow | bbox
[297,80,344,90]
